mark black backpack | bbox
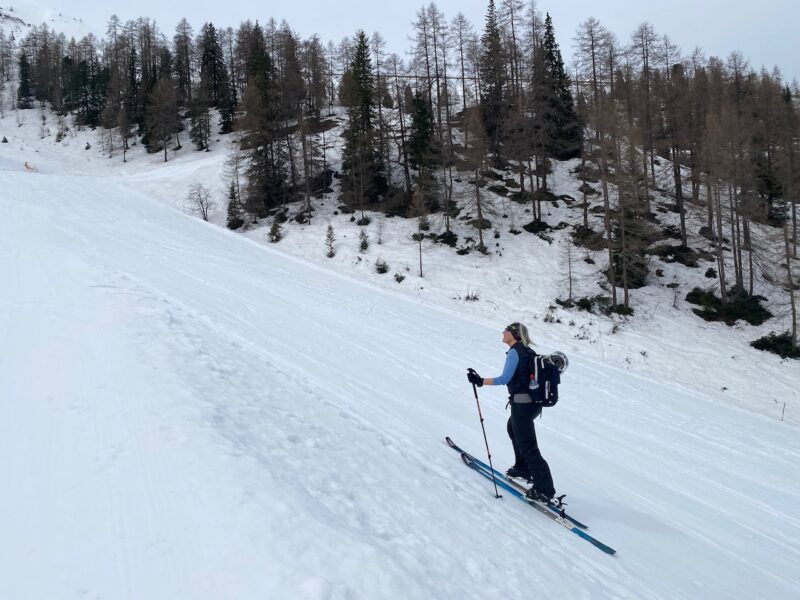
[526,351,564,407]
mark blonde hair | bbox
[507,322,534,348]
[517,322,533,347]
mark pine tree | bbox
[325,224,336,257]
[341,31,383,219]
[125,46,142,130]
[198,23,230,107]
[240,23,285,218]
[479,0,506,162]
[17,51,32,109]
[539,13,580,160]
[226,181,245,229]
[268,217,283,242]
[409,91,435,170]
[189,89,211,151]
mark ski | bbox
[458,451,617,556]
[445,436,588,530]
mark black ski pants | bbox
[507,401,555,497]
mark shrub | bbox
[375,259,389,274]
[394,273,405,283]
[573,295,611,312]
[686,287,772,326]
[750,332,800,359]
[611,304,634,316]
[468,217,492,230]
[325,224,335,258]
[555,298,575,308]
[436,230,458,247]
[523,219,550,234]
[359,229,369,252]
[268,219,282,243]
[650,244,713,268]
[572,226,606,251]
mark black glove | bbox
[467,369,483,387]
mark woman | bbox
[467,322,556,503]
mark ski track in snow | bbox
[1,170,799,599]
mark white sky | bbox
[57,0,800,83]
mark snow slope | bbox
[2,165,800,599]
[0,1,96,40]
[1,102,796,429]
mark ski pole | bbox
[467,368,501,499]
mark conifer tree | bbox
[189,87,211,151]
[226,181,245,229]
[341,31,383,219]
[198,22,233,133]
[479,0,506,162]
[539,13,580,160]
[17,51,32,108]
[325,224,336,257]
[409,91,435,170]
[240,23,284,218]
[269,217,283,242]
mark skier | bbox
[467,322,557,503]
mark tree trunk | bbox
[712,179,728,303]
[580,134,588,229]
[599,131,618,306]
[299,112,312,218]
[393,64,412,196]
[785,222,798,348]
[672,145,687,245]
[616,136,631,307]
[728,183,743,292]
[475,167,485,251]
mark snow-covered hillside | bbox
[3,125,800,597]
[0,1,96,40]
[1,100,797,427]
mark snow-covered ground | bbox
[2,94,800,598]
[0,1,96,41]
[1,102,797,426]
